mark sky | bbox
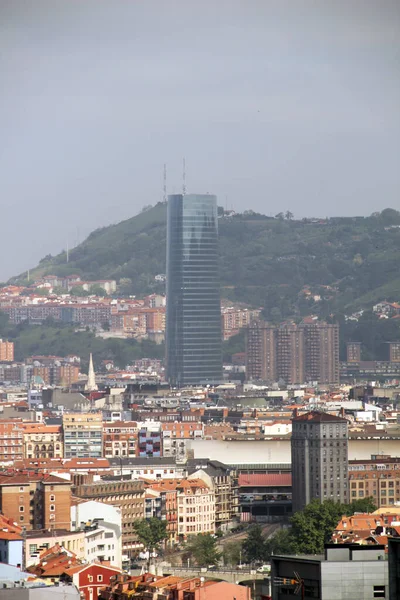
[1,0,399,280]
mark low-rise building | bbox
[25,529,85,567]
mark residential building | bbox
[0,515,23,567]
[347,341,362,363]
[187,458,238,530]
[271,544,388,600]
[349,455,400,507]
[0,339,14,362]
[221,307,262,340]
[176,478,215,539]
[388,342,400,362]
[107,456,186,480]
[99,573,251,600]
[303,322,339,384]
[0,420,23,465]
[25,529,85,567]
[0,473,72,531]
[71,500,123,569]
[245,321,276,381]
[20,423,63,459]
[166,193,222,386]
[142,480,178,543]
[161,421,204,463]
[73,480,145,559]
[291,411,348,512]
[277,323,305,385]
[63,413,103,458]
[137,422,161,458]
[103,421,138,458]
[246,320,339,385]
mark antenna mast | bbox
[163,163,167,203]
[182,157,186,196]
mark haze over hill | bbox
[9,204,400,320]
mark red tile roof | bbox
[293,410,347,423]
[238,473,292,487]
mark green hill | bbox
[11,204,400,321]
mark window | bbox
[97,575,103,582]
[50,505,55,512]
[373,585,386,598]
[19,506,24,512]
[50,495,55,502]
[88,575,93,582]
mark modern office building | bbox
[291,411,348,512]
[271,544,388,600]
[166,193,222,386]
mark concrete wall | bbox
[321,560,388,600]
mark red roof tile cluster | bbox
[293,410,347,423]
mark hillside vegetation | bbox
[12,204,400,322]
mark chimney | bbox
[340,407,345,418]
[292,408,299,418]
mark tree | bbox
[275,212,284,220]
[344,497,377,516]
[222,541,242,567]
[290,499,344,554]
[242,524,266,563]
[285,211,294,220]
[188,534,221,566]
[264,528,295,559]
[70,285,90,297]
[133,518,168,568]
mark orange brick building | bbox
[0,473,72,531]
[0,339,14,362]
[0,420,23,464]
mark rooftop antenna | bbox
[182,157,186,196]
[163,163,167,203]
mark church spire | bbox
[85,353,98,392]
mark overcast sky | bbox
[1,0,399,280]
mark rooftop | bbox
[293,410,348,423]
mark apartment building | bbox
[176,478,215,539]
[349,455,400,507]
[143,480,178,543]
[137,422,161,458]
[221,307,262,340]
[0,473,72,531]
[346,341,362,363]
[0,420,23,465]
[63,412,103,458]
[291,411,348,512]
[103,421,138,458]
[73,480,145,559]
[0,339,14,362]
[20,423,63,459]
[161,421,204,463]
[246,319,339,385]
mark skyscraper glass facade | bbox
[166,194,222,386]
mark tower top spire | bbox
[85,353,98,392]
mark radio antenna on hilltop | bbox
[182,157,186,196]
[163,163,167,203]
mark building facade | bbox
[349,455,400,507]
[103,421,138,459]
[166,193,222,386]
[63,413,103,458]
[246,320,339,385]
[291,411,348,512]
[0,339,14,362]
[21,423,63,459]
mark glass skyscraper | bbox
[166,193,222,386]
